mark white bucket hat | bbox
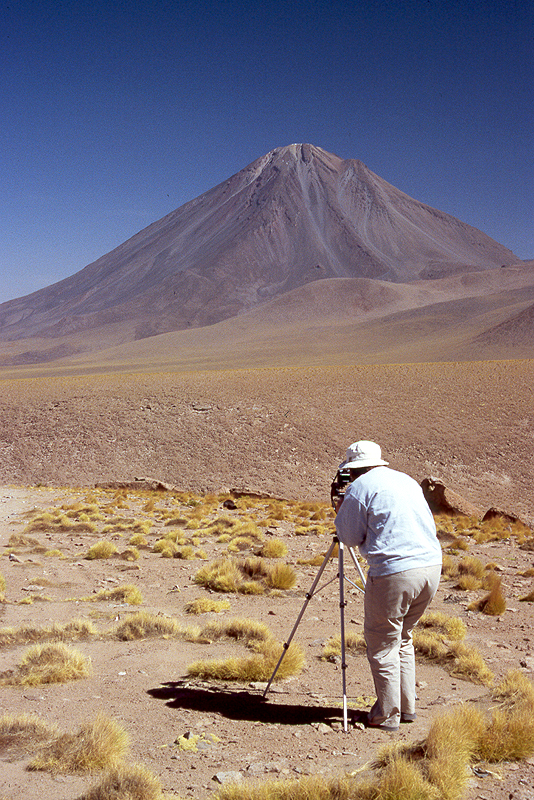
[339,440,389,470]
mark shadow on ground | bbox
[148,682,344,726]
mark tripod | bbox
[263,536,366,732]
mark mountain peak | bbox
[0,144,519,352]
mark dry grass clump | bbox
[194,556,297,594]
[0,572,5,593]
[0,619,97,648]
[152,537,180,557]
[187,638,305,683]
[111,611,182,640]
[297,553,326,566]
[184,598,231,614]
[76,762,165,800]
[102,519,152,536]
[194,558,242,593]
[29,712,129,773]
[476,670,534,761]
[412,612,493,685]
[322,632,365,660]
[213,774,354,800]
[417,611,466,641]
[0,642,91,686]
[265,562,297,590]
[520,588,534,601]
[129,533,149,548]
[259,539,288,558]
[0,712,58,753]
[120,546,140,561]
[81,584,143,605]
[86,541,119,560]
[374,676,534,800]
[467,574,507,615]
[413,633,493,685]
[198,618,272,645]
[24,511,98,535]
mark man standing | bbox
[334,440,442,732]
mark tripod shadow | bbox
[147,681,343,726]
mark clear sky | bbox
[2,0,533,304]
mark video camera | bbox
[330,468,352,508]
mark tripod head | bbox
[330,468,351,508]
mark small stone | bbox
[213,771,243,784]
[316,722,331,734]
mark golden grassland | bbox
[1,485,534,799]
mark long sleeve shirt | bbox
[334,466,442,577]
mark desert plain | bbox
[0,353,533,800]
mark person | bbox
[334,440,442,732]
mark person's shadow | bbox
[147,681,344,726]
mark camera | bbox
[330,468,352,508]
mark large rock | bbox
[420,477,482,517]
[482,507,532,529]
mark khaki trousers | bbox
[363,564,441,729]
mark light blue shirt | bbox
[335,466,442,577]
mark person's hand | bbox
[334,495,344,514]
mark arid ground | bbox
[0,341,533,800]
[1,475,533,800]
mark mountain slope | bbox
[0,144,518,349]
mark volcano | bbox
[0,144,520,350]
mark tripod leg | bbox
[347,545,367,589]
[262,537,339,698]
[339,541,348,732]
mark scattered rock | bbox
[213,771,243,784]
[313,722,332,734]
[421,477,482,517]
[482,507,532,528]
[95,478,175,492]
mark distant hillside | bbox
[0,144,519,363]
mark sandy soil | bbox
[0,360,533,525]
[1,484,534,800]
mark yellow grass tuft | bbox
[184,597,231,614]
[0,712,58,752]
[0,619,97,647]
[200,618,272,645]
[520,588,534,602]
[213,773,353,800]
[120,546,140,561]
[86,541,118,560]
[194,558,242,592]
[374,754,438,800]
[187,639,305,683]
[265,562,297,590]
[418,611,466,641]
[112,611,182,640]
[81,584,143,605]
[129,533,149,548]
[260,538,288,558]
[467,574,506,615]
[29,712,129,773]
[413,628,493,685]
[322,632,365,660]
[76,762,165,800]
[0,642,91,686]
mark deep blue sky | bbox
[2,0,532,304]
